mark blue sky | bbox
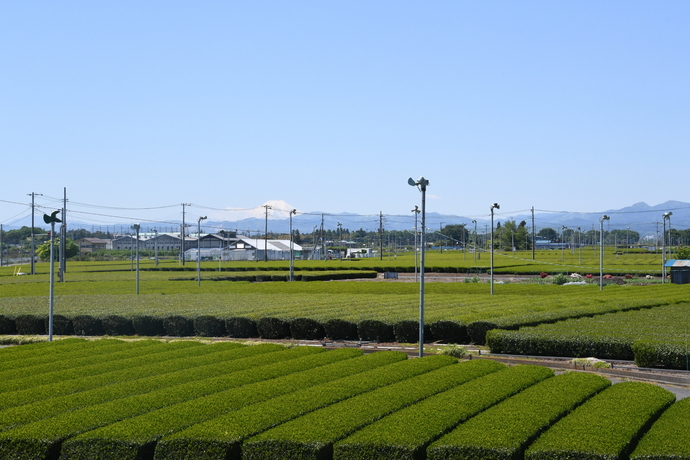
[1,1,688,230]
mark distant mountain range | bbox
[6,200,689,236]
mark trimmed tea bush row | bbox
[632,397,690,459]
[0,346,333,459]
[61,349,400,460]
[241,357,512,460]
[0,339,169,391]
[0,337,126,370]
[525,382,675,460]
[487,303,690,367]
[0,343,285,431]
[427,371,611,460]
[335,364,554,460]
[170,271,379,282]
[0,341,240,412]
[155,354,464,460]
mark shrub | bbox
[394,320,432,344]
[102,315,135,336]
[430,320,468,344]
[162,315,194,337]
[631,398,690,459]
[193,315,226,337]
[633,339,690,370]
[0,315,16,334]
[437,344,468,358]
[15,314,46,335]
[43,314,74,335]
[132,315,165,336]
[257,317,291,340]
[552,273,568,285]
[289,318,325,340]
[225,317,259,338]
[357,319,395,342]
[323,319,359,340]
[72,315,104,336]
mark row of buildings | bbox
[77,231,373,261]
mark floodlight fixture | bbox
[408,176,429,357]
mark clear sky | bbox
[1,1,688,229]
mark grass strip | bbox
[525,381,675,460]
[426,371,610,460]
[241,358,519,460]
[0,339,169,391]
[0,343,286,431]
[0,346,333,460]
[335,363,557,460]
[0,341,240,411]
[631,397,690,459]
[61,349,393,460]
[154,354,470,460]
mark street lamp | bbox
[289,209,296,281]
[662,212,672,283]
[561,226,568,262]
[132,224,141,294]
[197,216,207,286]
[490,203,500,295]
[599,215,610,290]
[472,220,478,261]
[408,176,429,358]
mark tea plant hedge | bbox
[426,371,611,460]
[241,359,524,460]
[524,382,675,460]
[631,397,690,460]
[334,364,553,460]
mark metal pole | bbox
[419,180,427,357]
[132,224,140,294]
[48,220,55,341]
[473,220,477,263]
[599,215,609,290]
[413,206,419,283]
[197,216,207,286]
[491,203,499,295]
[289,210,296,281]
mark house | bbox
[76,238,110,255]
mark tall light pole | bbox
[599,215,610,290]
[561,226,568,262]
[152,229,159,267]
[289,210,296,281]
[197,216,207,286]
[408,176,429,358]
[132,224,140,294]
[337,222,343,261]
[472,220,478,261]
[662,212,672,283]
[28,192,42,275]
[577,227,582,265]
[490,203,500,294]
[43,210,61,341]
[439,222,445,253]
[262,205,272,262]
[412,206,420,282]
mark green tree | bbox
[537,227,558,241]
[36,238,80,261]
[441,225,469,247]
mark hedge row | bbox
[241,356,507,460]
[62,349,396,460]
[171,271,379,282]
[334,364,551,460]
[427,371,611,460]
[155,354,459,460]
[632,398,690,459]
[0,346,326,459]
[0,341,237,413]
[525,382,675,460]
[0,313,468,344]
[486,329,636,360]
[0,343,284,432]
[633,339,690,370]
[0,339,168,392]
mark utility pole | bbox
[181,204,190,265]
[0,224,3,267]
[439,223,445,253]
[262,205,272,262]
[321,214,326,260]
[28,192,42,275]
